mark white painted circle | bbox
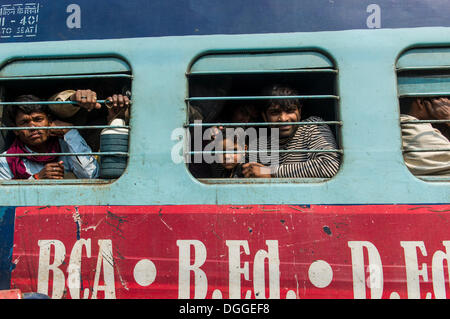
[286,290,297,299]
[133,259,157,287]
[212,289,223,299]
[308,260,333,288]
[390,292,400,299]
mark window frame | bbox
[396,47,450,182]
[185,50,343,184]
[0,55,133,185]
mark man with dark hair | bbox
[242,84,341,178]
[0,95,99,179]
[400,96,450,175]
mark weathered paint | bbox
[7,204,450,299]
[0,207,15,290]
[0,289,21,299]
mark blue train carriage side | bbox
[0,0,448,299]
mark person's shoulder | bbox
[0,150,9,165]
[304,116,325,122]
[62,128,82,141]
[400,114,416,120]
[400,114,433,135]
[400,113,417,124]
[299,116,327,134]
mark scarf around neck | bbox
[6,137,61,179]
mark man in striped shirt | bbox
[242,85,341,178]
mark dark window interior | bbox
[187,55,340,180]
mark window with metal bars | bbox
[0,56,132,184]
[185,51,342,183]
[397,48,450,181]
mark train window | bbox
[397,48,450,181]
[186,51,342,184]
[0,56,132,184]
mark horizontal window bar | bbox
[398,92,450,98]
[400,119,450,124]
[0,74,133,81]
[0,100,109,106]
[198,177,330,184]
[186,121,342,128]
[0,179,114,185]
[403,148,450,153]
[187,95,339,102]
[187,149,343,155]
[187,68,338,76]
[0,152,128,157]
[0,125,129,131]
[396,66,450,72]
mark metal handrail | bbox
[0,100,109,106]
[187,149,343,155]
[186,121,342,128]
[0,74,133,81]
[0,152,128,157]
[400,119,450,124]
[398,92,450,98]
[403,148,450,153]
[0,125,129,131]
[0,99,131,110]
[0,179,113,185]
[396,66,450,72]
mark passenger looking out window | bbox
[189,103,260,178]
[400,97,450,176]
[241,85,341,178]
[209,103,260,145]
[216,130,247,178]
[0,94,99,180]
[0,91,130,180]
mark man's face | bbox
[14,111,51,149]
[263,104,301,138]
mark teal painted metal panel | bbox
[397,47,450,70]
[0,28,447,207]
[0,57,130,77]
[397,75,450,97]
[190,51,334,73]
[397,48,450,97]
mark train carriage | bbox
[0,0,449,300]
